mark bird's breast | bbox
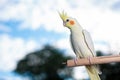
[70,33,92,58]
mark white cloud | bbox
[91,0,119,10]
[94,42,111,53]
[54,38,76,57]
[0,34,39,71]
[0,0,67,33]
[0,0,120,35]
[74,67,89,79]
[0,0,119,31]
[0,0,8,8]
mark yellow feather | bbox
[86,66,101,80]
[58,11,68,21]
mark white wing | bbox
[82,30,96,56]
[83,30,101,74]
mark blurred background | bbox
[1,0,120,80]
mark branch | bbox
[63,55,120,67]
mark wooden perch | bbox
[64,55,120,67]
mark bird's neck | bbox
[70,24,83,35]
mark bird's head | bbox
[59,11,77,29]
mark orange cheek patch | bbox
[69,20,75,25]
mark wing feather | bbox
[82,30,96,56]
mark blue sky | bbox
[0,71,27,80]
[0,0,120,79]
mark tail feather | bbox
[85,65,101,80]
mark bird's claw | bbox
[87,56,92,65]
[74,58,78,65]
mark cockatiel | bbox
[59,11,101,80]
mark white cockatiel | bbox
[59,11,101,80]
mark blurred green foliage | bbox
[15,45,73,80]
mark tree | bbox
[15,45,73,80]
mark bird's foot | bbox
[74,58,78,65]
[87,56,92,65]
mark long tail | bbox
[85,65,101,80]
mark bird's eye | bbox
[66,19,69,22]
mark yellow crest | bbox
[58,11,68,21]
